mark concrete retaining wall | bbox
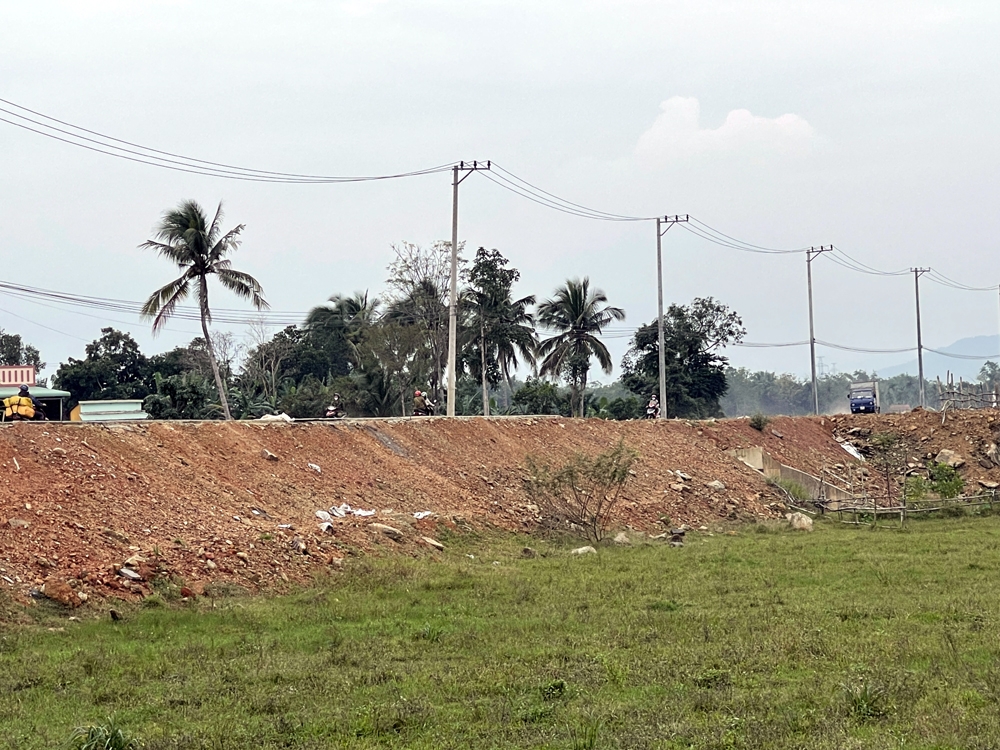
[728,446,856,505]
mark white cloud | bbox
[635,97,815,163]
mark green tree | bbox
[0,330,44,373]
[305,291,379,372]
[512,377,563,415]
[139,199,267,420]
[465,247,536,415]
[536,278,624,418]
[979,361,1000,392]
[143,371,217,419]
[54,328,151,407]
[622,297,745,418]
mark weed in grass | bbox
[520,704,555,724]
[541,679,567,701]
[140,594,166,610]
[414,623,445,642]
[569,715,602,749]
[694,667,732,689]
[648,599,682,612]
[843,678,892,723]
[66,716,141,750]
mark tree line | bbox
[7,199,747,420]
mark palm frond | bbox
[141,275,191,333]
[209,223,244,263]
[216,268,269,310]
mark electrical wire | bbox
[0,304,91,342]
[734,341,809,348]
[688,218,809,254]
[816,340,916,354]
[825,247,909,277]
[925,347,1000,360]
[489,163,653,221]
[679,222,805,255]
[0,98,456,183]
[925,270,997,292]
[479,171,650,222]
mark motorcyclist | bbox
[422,391,437,416]
[3,385,43,421]
[413,389,428,416]
[645,395,660,419]
[325,393,346,419]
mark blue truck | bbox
[848,381,880,414]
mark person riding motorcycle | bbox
[422,391,437,415]
[413,389,429,417]
[3,385,43,421]
[645,395,660,419]
[324,393,346,419]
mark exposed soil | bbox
[6,410,986,609]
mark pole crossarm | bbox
[806,245,833,415]
[446,160,492,417]
[654,214,689,419]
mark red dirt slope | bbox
[0,415,855,606]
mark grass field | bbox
[4,516,1000,749]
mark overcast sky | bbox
[2,0,999,383]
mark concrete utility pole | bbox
[912,267,930,408]
[447,161,490,417]
[655,215,688,419]
[806,246,833,415]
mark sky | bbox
[2,0,1000,384]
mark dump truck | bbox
[848,381,880,414]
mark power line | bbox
[816,340,917,354]
[491,164,652,221]
[925,269,997,292]
[0,98,456,183]
[925,347,1000,361]
[825,247,910,277]
[688,218,808,254]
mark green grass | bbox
[5,518,1000,748]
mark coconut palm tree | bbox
[465,286,537,415]
[536,278,625,417]
[306,291,381,370]
[140,200,267,420]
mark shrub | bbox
[904,476,929,503]
[749,413,770,431]
[928,463,964,499]
[524,440,638,542]
[66,717,142,750]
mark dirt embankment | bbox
[828,409,1000,486]
[0,415,860,606]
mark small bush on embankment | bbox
[523,439,638,542]
[5,520,1000,748]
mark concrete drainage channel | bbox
[728,446,858,511]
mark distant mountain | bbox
[876,335,1000,381]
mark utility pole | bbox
[912,267,930,408]
[446,161,490,417]
[806,246,833,415]
[655,215,688,419]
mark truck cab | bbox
[848,381,880,414]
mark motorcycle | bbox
[645,400,660,419]
[325,404,347,419]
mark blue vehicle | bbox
[849,381,880,414]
